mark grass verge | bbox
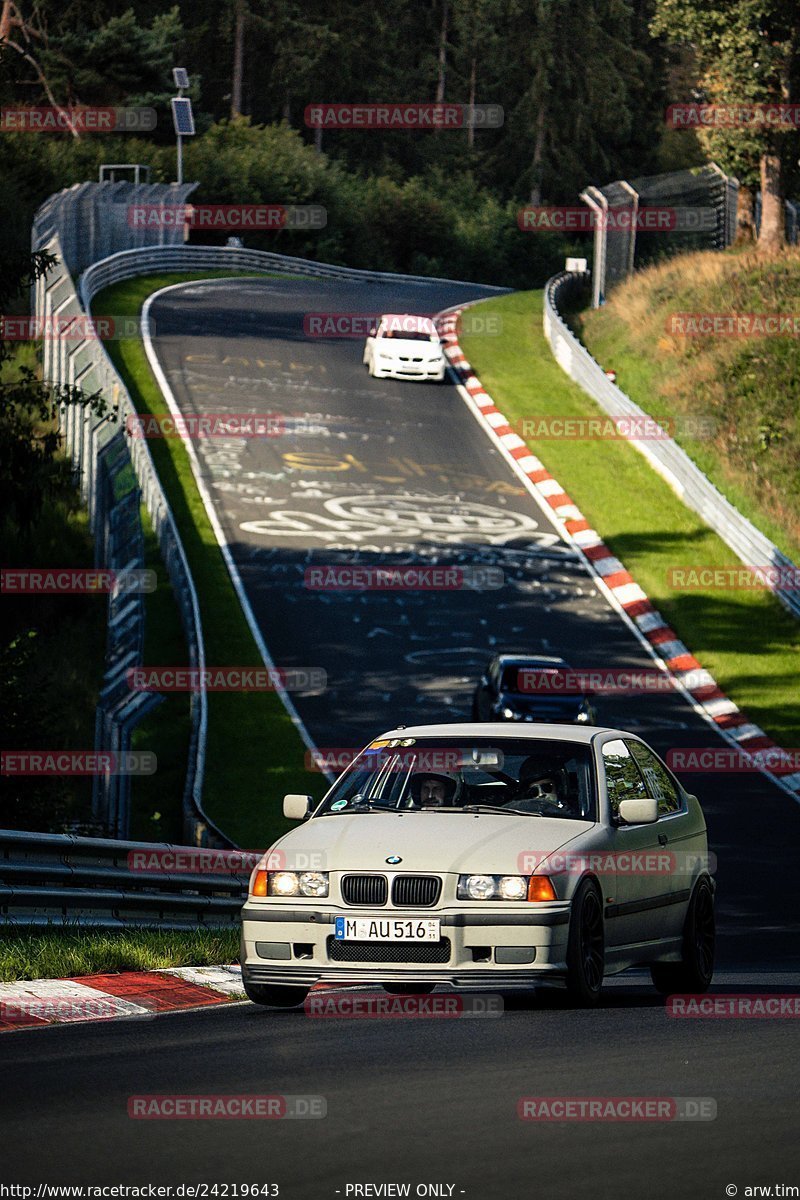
[574,248,800,564]
[92,272,326,849]
[0,928,240,982]
[460,290,800,746]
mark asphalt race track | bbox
[2,969,799,1195]
[142,275,799,965]
[3,274,796,1198]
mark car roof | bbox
[373,722,626,745]
[493,654,569,668]
[378,313,437,329]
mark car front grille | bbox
[327,937,451,963]
[341,874,388,906]
[391,875,441,907]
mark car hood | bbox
[268,811,593,874]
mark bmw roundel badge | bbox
[385,855,402,865]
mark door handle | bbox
[658,833,668,846]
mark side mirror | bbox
[618,797,658,825]
[283,794,312,821]
[368,326,377,338]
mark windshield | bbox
[500,665,579,696]
[380,329,438,342]
[315,737,596,820]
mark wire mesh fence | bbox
[581,164,738,306]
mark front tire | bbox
[243,981,308,1008]
[651,877,715,995]
[565,880,605,1006]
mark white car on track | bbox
[362,313,447,382]
[241,723,715,1008]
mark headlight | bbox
[501,706,523,720]
[498,875,528,901]
[576,707,590,723]
[264,870,329,898]
[458,874,528,901]
[459,874,496,900]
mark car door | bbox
[600,738,670,950]
[627,739,692,940]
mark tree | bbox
[0,250,108,530]
[651,0,800,250]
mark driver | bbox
[410,772,458,808]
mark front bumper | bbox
[241,902,572,988]
[375,361,446,381]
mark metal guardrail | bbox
[0,830,250,929]
[32,230,231,848]
[29,223,506,847]
[78,242,511,294]
[543,271,800,620]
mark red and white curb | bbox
[0,966,246,1031]
[435,308,800,802]
[0,967,380,1032]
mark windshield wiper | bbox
[341,800,397,813]
[460,804,541,816]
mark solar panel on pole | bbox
[171,98,195,136]
[173,67,190,90]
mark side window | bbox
[602,738,648,818]
[628,741,683,816]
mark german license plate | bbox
[334,917,440,942]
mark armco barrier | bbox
[0,829,250,929]
[32,231,228,848]
[78,242,510,296]
[31,232,505,846]
[543,271,800,620]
